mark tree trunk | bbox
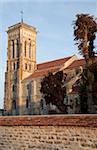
[87,69,94,113]
[83,26,94,113]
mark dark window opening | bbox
[27,84,29,89]
[13,100,16,109]
[25,63,27,70]
[24,41,27,57]
[17,39,19,57]
[14,63,15,70]
[29,43,31,58]
[12,40,14,58]
[26,97,29,108]
[17,62,19,69]
[40,99,44,110]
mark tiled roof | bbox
[24,68,59,81]
[23,56,73,81]
[67,59,85,69]
[67,56,97,69]
[23,56,97,82]
[37,56,72,70]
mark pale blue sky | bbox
[0,0,97,108]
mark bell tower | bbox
[4,22,37,115]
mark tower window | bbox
[17,39,19,57]
[29,42,31,58]
[24,41,27,57]
[12,40,14,58]
[25,63,27,70]
[14,63,15,70]
[17,62,19,69]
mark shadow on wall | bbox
[4,100,48,116]
[3,97,81,116]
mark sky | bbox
[0,0,97,108]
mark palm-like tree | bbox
[74,14,97,113]
[74,14,97,60]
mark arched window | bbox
[14,62,15,70]
[24,41,27,57]
[12,40,14,58]
[25,63,27,70]
[17,62,19,69]
[29,42,31,58]
[17,39,19,57]
[13,100,16,109]
[26,97,29,108]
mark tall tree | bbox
[74,14,97,113]
[40,71,67,114]
[74,14,97,60]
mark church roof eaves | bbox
[7,22,37,33]
[22,55,74,82]
[22,68,59,82]
[37,56,73,70]
[67,59,85,69]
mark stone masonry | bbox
[0,115,97,150]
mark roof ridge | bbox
[37,55,73,66]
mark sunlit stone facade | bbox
[4,22,83,115]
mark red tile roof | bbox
[24,68,59,81]
[23,56,97,81]
[67,59,85,69]
[67,56,97,69]
[37,56,72,70]
[23,56,73,81]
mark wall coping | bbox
[0,114,97,127]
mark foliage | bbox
[79,62,97,113]
[40,71,67,114]
[74,13,97,113]
[73,14,97,58]
[79,72,88,113]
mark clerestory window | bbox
[13,100,16,109]
[26,97,29,108]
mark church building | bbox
[4,22,86,115]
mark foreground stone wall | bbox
[0,115,97,150]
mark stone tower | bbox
[4,22,37,115]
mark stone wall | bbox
[0,115,97,150]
